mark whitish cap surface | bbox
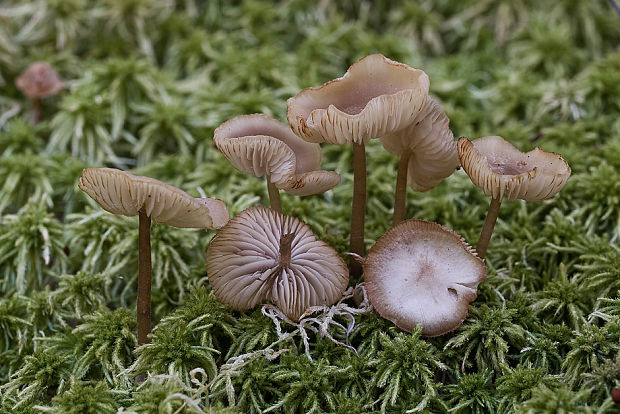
[458,136,571,201]
[206,206,349,321]
[214,114,340,195]
[364,219,486,337]
[15,62,63,98]
[78,168,228,229]
[287,54,430,145]
[379,97,459,191]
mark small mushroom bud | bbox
[15,62,63,124]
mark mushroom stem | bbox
[279,233,295,267]
[476,196,502,259]
[137,210,152,346]
[350,142,367,278]
[31,97,41,124]
[392,150,412,226]
[266,175,282,213]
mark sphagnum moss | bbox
[1,0,620,412]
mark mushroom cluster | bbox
[76,53,573,344]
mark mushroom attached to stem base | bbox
[458,136,571,259]
[79,168,229,345]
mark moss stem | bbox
[477,196,502,259]
[393,150,411,226]
[350,142,366,278]
[137,210,152,346]
[266,175,282,213]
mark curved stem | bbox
[476,197,502,259]
[392,150,412,226]
[350,142,366,278]
[137,210,152,346]
[266,176,282,213]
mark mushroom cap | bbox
[287,54,430,145]
[78,168,229,229]
[379,97,459,191]
[15,62,63,99]
[457,136,572,201]
[364,219,486,337]
[214,114,340,195]
[206,206,349,321]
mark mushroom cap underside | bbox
[379,97,459,191]
[78,167,228,229]
[206,206,349,321]
[287,53,430,145]
[458,136,571,201]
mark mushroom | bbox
[213,114,340,213]
[458,136,571,258]
[15,62,63,124]
[206,206,349,321]
[78,167,228,345]
[363,219,486,336]
[287,54,429,277]
[379,97,459,226]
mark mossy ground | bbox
[0,0,619,412]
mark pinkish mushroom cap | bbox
[457,136,571,201]
[379,97,459,191]
[213,114,340,195]
[364,219,486,336]
[287,54,430,145]
[206,206,349,321]
[78,168,228,229]
[15,62,63,99]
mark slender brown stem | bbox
[266,176,282,213]
[137,210,152,346]
[392,150,412,226]
[279,233,295,267]
[350,142,366,278]
[31,97,41,124]
[476,197,502,259]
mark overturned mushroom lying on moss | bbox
[78,168,228,345]
[206,206,349,321]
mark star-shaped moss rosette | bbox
[213,114,340,213]
[379,97,459,226]
[458,136,571,258]
[206,206,349,322]
[79,168,228,345]
[363,219,486,336]
[287,54,430,277]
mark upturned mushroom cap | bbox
[15,62,63,99]
[364,219,486,336]
[457,136,571,201]
[206,206,349,321]
[287,54,430,145]
[78,168,228,229]
[379,97,459,191]
[213,114,340,195]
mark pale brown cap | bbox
[206,206,349,321]
[78,168,228,229]
[213,114,340,195]
[15,62,63,99]
[457,136,571,201]
[379,97,459,191]
[287,54,430,145]
[364,219,486,337]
